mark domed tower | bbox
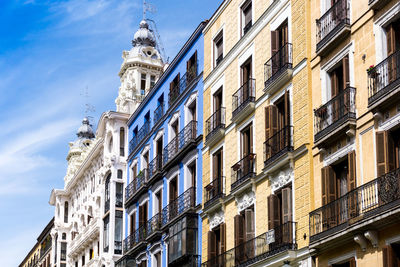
[65,117,95,184]
[115,20,164,114]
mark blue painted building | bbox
[116,21,206,267]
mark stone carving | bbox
[236,191,256,212]
[270,168,293,193]
[209,210,225,230]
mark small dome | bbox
[77,117,95,139]
[132,19,156,48]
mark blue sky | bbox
[0,0,221,265]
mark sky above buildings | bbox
[0,0,221,265]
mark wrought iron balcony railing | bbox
[154,103,164,126]
[169,65,198,107]
[316,0,350,51]
[123,225,147,253]
[314,87,356,142]
[205,108,226,142]
[232,79,256,118]
[231,153,256,190]
[146,213,162,238]
[116,193,123,208]
[264,43,293,88]
[163,121,197,166]
[204,176,225,209]
[202,222,297,267]
[129,121,151,154]
[161,187,196,226]
[368,50,400,106]
[125,169,149,204]
[243,21,252,35]
[309,167,400,242]
[264,125,293,166]
[149,154,163,179]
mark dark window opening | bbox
[214,31,223,67]
[241,0,252,35]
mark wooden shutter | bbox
[331,70,339,97]
[343,55,350,89]
[349,258,356,267]
[348,151,356,191]
[282,187,292,223]
[220,223,226,253]
[268,194,281,229]
[207,231,217,261]
[383,245,396,267]
[249,124,253,154]
[284,90,290,127]
[245,209,255,241]
[130,213,135,234]
[234,215,245,246]
[212,153,218,180]
[376,131,387,177]
[386,24,396,56]
[265,105,279,140]
[271,31,279,56]
[388,133,396,172]
[321,166,337,205]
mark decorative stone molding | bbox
[270,168,293,193]
[209,210,225,230]
[323,142,355,167]
[236,191,256,212]
[298,259,309,267]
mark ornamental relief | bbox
[236,191,255,212]
[209,210,225,230]
[270,168,293,194]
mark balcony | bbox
[263,126,293,168]
[129,121,151,155]
[204,177,226,210]
[232,79,256,124]
[309,167,400,245]
[148,155,163,184]
[264,43,293,94]
[154,103,164,126]
[369,0,391,10]
[231,153,256,191]
[163,121,198,169]
[146,213,162,241]
[202,222,297,267]
[123,225,147,255]
[314,87,356,146]
[125,169,149,207]
[161,187,196,227]
[205,108,226,147]
[316,0,350,56]
[169,65,198,107]
[368,50,400,110]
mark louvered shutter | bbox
[268,194,281,229]
[388,133,396,172]
[207,231,217,262]
[245,209,255,241]
[271,31,280,75]
[386,24,396,82]
[347,151,357,219]
[265,105,279,160]
[220,223,226,253]
[213,153,218,180]
[376,131,388,177]
[282,187,292,223]
[343,55,350,89]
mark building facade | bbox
[200,0,313,266]
[310,0,400,266]
[117,22,206,267]
[48,20,163,267]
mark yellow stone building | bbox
[310,0,400,266]
[200,0,314,266]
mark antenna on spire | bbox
[80,86,96,126]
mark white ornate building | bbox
[49,20,164,267]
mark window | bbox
[240,123,253,157]
[154,251,162,267]
[168,215,198,264]
[188,99,197,122]
[241,0,252,36]
[212,148,224,187]
[170,74,180,92]
[139,202,148,229]
[213,87,223,112]
[105,174,111,213]
[81,255,85,266]
[214,31,223,67]
[142,150,149,170]
[154,190,162,215]
[271,20,288,54]
[141,73,146,95]
[385,20,400,83]
[240,57,252,86]
[169,177,178,203]
[64,202,69,223]
[234,207,254,261]
[383,243,400,267]
[89,248,93,260]
[329,55,350,99]
[116,183,123,208]
[376,128,400,177]
[117,170,123,179]
[188,161,196,190]
[114,211,123,254]
[132,164,137,181]
[119,127,125,157]
[150,75,156,89]
[103,216,109,252]
[60,242,67,261]
[187,52,198,82]
[130,212,136,235]
[332,258,356,267]
[207,223,226,262]
[268,185,293,229]
[75,262,78,267]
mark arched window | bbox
[117,170,123,179]
[64,201,69,223]
[120,127,125,156]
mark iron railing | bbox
[146,213,162,237]
[368,50,400,105]
[125,169,149,203]
[232,79,256,118]
[163,121,197,165]
[316,0,350,49]
[205,108,226,142]
[129,121,151,154]
[310,167,400,241]
[204,177,225,208]
[169,65,198,107]
[123,225,147,253]
[202,222,297,267]
[161,187,196,226]
[216,54,223,66]
[231,153,256,190]
[149,154,163,179]
[154,103,164,126]
[314,87,356,141]
[264,43,293,88]
[264,126,293,166]
[116,193,123,208]
[243,21,252,35]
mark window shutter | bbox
[331,71,339,97]
[234,215,245,246]
[348,258,356,267]
[245,209,255,241]
[249,124,253,153]
[220,223,226,253]
[387,132,396,172]
[212,153,218,180]
[207,231,217,262]
[376,131,388,177]
[347,151,356,191]
[386,24,395,56]
[271,31,279,56]
[343,55,350,89]
[383,245,396,267]
[284,90,290,127]
[282,187,292,223]
[268,194,281,229]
